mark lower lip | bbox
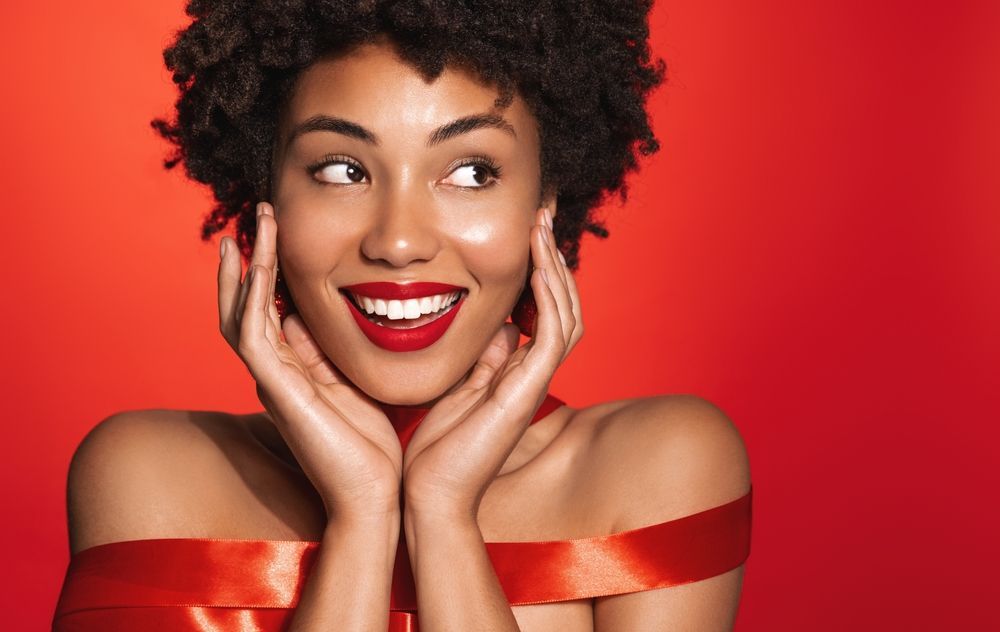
[343,294,465,352]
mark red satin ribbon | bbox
[53,394,752,631]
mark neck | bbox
[249,393,566,472]
[377,401,432,445]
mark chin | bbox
[348,360,469,407]
[314,321,479,408]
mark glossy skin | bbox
[270,44,551,408]
[67,40,751,631]
[221,41,578,522]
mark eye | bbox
[442,158,502,188]
[309,156,368,185]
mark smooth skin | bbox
[67,40,750,631]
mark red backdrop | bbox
[2,1,997,629]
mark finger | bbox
[233,226,260,331]
[542,207,570,290]
[522,236,565,377]
[235,204,270,328]
[540,210,574,333]
[257,203,283,333]
[267,279,283,337]
[532,220,575,347]
[464,323,520,391]
[560,252,585,352]
[545,209,583,353]
[253,205,278,314]
[282,314,347,386]
[233,257,254,331]
[243,264,291,380]
[483,262,561,418]
[218,236,243,345]
[261,280,283,349]
[252,202,278,271]
[238,264,276,378]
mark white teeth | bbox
[351,290,462,321]
[402,299,421,319]
[386,300,405,320]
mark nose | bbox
[360,185,441,267]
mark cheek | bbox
[271,162,362,279]
[273,192,359,280]
[454,216,532,288]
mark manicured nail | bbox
[220,238,228,260]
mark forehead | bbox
[280,42,538,143]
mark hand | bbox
[218,202,402,522]
[401,206,583,517]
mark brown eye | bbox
[442,162,500,188]
[314,161,368,184]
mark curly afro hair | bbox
[152,0,665,271]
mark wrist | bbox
[403,488,478,520]
[403,501,477,531]
[328,502,402,531]
[325,511,402,562]
[403,505,482,570]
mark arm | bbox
[404,508,519,632]
[593,395,752,631]
[64,413,401,632]
[398,206,574,631]
[595,566,745,631]
[221,204,405,628]
[287,512,401,632]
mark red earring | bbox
[511,284,537,337]
[274,266,295,322]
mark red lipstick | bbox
[341,282,466,352]
[342,282,462,300]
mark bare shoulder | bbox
[66,409,271,555]
[574,394,751,532]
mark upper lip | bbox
[340,281,466,300]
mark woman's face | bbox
[270,40,550,406]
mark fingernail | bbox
[557,250,566,265]
[248,265,256,284]
[545,207,554,230]
[220,238,228,260]
[256,203,264,217]
[541,268,550,285]
[541,226,550,245]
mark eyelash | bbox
[306,154,503,189]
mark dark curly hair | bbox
[152,0,665,272]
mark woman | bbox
[55,1,751,630]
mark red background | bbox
[2,1,998,629]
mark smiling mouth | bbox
[340,289,466,329]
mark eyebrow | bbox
[285,112,517,149]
